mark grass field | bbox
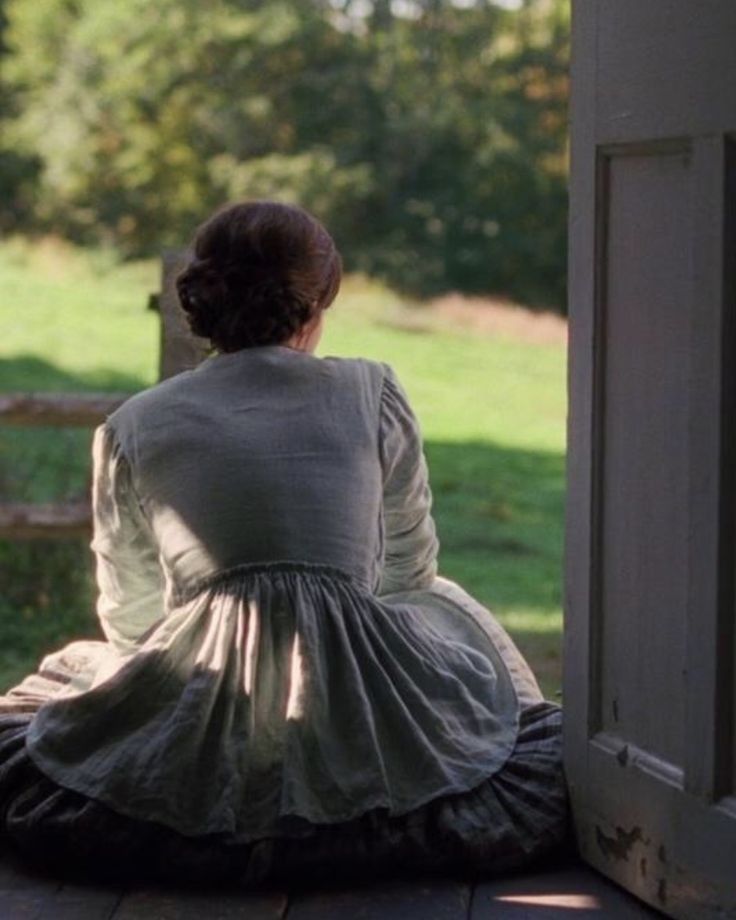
[0,237,567,701]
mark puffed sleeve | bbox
[89,421,166,655]
[377,362,440,596]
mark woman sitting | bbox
[0,200,572,889]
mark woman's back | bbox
[0,200,571,887]
[110,346,389,599]
[21,344,529,843]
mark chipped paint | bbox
[640,857,647,877]
[595,824,643,861]
[612,698,619,721]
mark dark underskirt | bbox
[0,700,573,890]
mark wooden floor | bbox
[0,843,666,919]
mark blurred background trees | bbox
[0,0,569,308]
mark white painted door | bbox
[564,3,736,917]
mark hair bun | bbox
[175,258,230,339]
[176,201,342,352]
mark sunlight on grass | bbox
[0,239,567,700]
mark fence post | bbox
[157,249,210,380]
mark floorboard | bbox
[285,874,472,920]
[0,843,669,918]
[0,843,62,919]
[37,883,124,920]
[471,857,665,918]
[111,887,287,920]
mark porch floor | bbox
[0,842,666,918]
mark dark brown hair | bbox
[176,200,342,352]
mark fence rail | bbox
[0,393,129,427]
[0,393,131,540]
[0,501,92,539]
[1,251,207,541]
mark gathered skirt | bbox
[0,697,573,890]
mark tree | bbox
[0,0,40,231]
[1,0,570,310]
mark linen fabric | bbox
[4,346,550,846]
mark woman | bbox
[0,201,572,889]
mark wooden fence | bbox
[0,250,209,540]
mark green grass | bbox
[0,237,567,700]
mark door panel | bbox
[596,144,691,771]
[565,4,736,917]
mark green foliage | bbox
[1,0,569,309]
[0,538,100,690]
[0,0,39,229]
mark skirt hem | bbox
[0,701,572,888]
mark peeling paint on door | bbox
[595,824,644,861]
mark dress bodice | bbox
[112,347,398,602]
[90,345,439,643]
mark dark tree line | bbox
[0,0,569,309]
